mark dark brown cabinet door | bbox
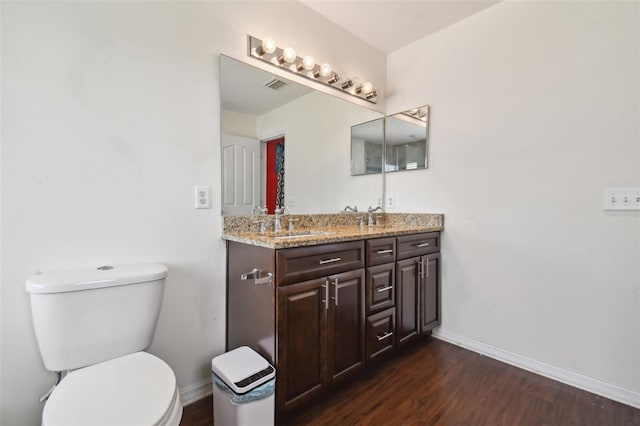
[395,257,420,348]
[327,269,365,386]
[277,278,327,413]
[421,253,441,332]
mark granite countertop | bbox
[222,223,443,249]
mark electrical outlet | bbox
[604,187,640,211]
[386,194,395,209]
[195,186,211,209]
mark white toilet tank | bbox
[26,263,168,372]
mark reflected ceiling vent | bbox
[264,78,287,90]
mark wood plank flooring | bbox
[180,338,640,425]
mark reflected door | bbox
[222,134,260,215]
[265,137,285,214]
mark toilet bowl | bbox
[25,263,182,425]
[43,352,182,426]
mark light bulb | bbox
[297,55,315,71]
[356,81,374,95]
[262,37,277,54]
[314,63,332,78]
[320,63,332,77]
[281,47,296,63]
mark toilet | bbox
[25,263,183,426]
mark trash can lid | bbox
[211,346,275,394]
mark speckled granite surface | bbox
[222,213,443,249]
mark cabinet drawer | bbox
[276,241,365,286]
[366,263,395,314]
[366,308,395,362]
[396,232,440,260]
[366,237,396,266]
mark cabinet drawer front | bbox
[366,308,395,362]
[277,241,365,286]
[366,237,396,266]
[366,263,395,314]
[396,232,440,260]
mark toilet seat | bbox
[43,351,182,426]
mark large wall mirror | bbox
[350,118,384,176]
[220,55,384,215]
[350,106,430,176]
[385,106,429,172]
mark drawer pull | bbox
[377,331,393,341]
[376,249,393,254]
[416,242,430,248]
[240,268,273,286]
[376,285,393,293]
[319,257,342,265]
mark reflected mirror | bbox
[350,118,384,176]
[385,106,429,172]
[220,55,384,215]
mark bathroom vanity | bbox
[223,213,443,419]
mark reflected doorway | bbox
[264,137,285,214]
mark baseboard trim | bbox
[432,328,640,409]
[180,377,212,406]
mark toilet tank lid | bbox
[25,263,168,294]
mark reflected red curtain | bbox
[265,137,284,214]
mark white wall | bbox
[221,109,257,139]
[256,91,383,213]
[387,0,640,397]
[0,2,385,424]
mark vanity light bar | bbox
[248,35,378,104]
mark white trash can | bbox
[211,346,275,426]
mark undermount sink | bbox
[258,230,333,239]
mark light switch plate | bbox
[604,187,640,210]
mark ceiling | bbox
[300,0,500,54]
[220,56,312,116]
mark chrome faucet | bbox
[252,205,268,214]
[252,220,266,234]
[274,205,285,232]
[367,206,383,226]
[344,205,358,213]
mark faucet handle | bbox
[287,218,300,231]
[252,220,266,234]
[354,216,364,228]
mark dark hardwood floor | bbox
[181,338,640,425]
